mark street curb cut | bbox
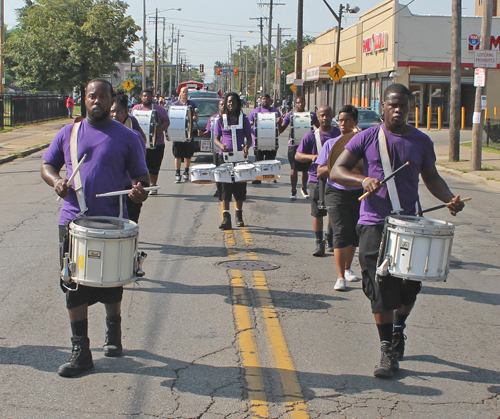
[437,165,500,192]
[0,142,51,166]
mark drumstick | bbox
[95,185,161,198]
[56,154,87,202]
[419,197,471,215]
[358,161,410,201]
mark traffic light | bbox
[233,68,238,75]
[216,67,221,76]
[200,64,204,73]
[181,63,186,72]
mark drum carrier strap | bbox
[70,122,88,216]
[222,113,244,154]
[314,128,323,154]
[378,126,402,214]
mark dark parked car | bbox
[334,108,383,132]
[188,90,220,99]
[190,97,222,153]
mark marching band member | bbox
[296,105,340,257]
[279,96,320,200]
[330,83,464,378]
[41,79,149,377]
[214,93,252,229]
[132,89,170,194]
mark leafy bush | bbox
[485,121,500,143]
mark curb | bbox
[437,165,500,192]
[0,142,51,166]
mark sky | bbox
[5,0,477,83]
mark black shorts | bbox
[146,144,165,175]
[59,225,123,310]
[309,181,327,218]
[356,224,422,314]
[287,145,311,172]
[325,185,362,248]
[254,149,277,162]
[216,156,247,201]
[172,141,194,159]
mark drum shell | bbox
[384,215,455,281]
[255,113,278,150]
[190,164,216,184]
[290,112,313,145]
[132,109,158,149]
[69,217,139,287]
[233,163,257,182]
[168,106,193,142]
[254,160,281,181]
[214,164,233,183]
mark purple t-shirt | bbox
[345,125,436,225]
[296,127,341,183]
[205,113,220,131]
[282,111,319,147]
[43,119,148,225]
[316,135,362,191]
[131,103,169,145]
[213,114,252,155]
[172,99,198,109]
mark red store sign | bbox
[362,32,388,55]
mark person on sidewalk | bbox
[171,86,199,183]
[317,105,362,291]
[279,96,320,200]
[41,79,149,378]
[132,89,170,194]
[296,105,341,256]
[330,83,464,378]
[213,93,252,229]
[66,96,75,119]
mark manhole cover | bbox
[217,260,280,271]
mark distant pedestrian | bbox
[66,96,75,119]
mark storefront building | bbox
[287,0,500,127]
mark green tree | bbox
[5,0,139,102]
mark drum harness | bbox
[222,113,245,164]
[315,128,328,210]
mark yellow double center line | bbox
[223,205,309,418]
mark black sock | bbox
[70,319,88,337]
[376,323,394,344]
[394,313,409,328]
[106,315,121,323]
[314,231,323,241]
[175,169,180,175]
[184,168,189,173]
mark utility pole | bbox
[160,16,166,96]
[250,17,268,99]
[142,0,146,90]
[471,0,493,171]
[245,52,248,96]
[449,0,462,162]
[176,29,181,87]
[169,24,175,97]
[236,40,246,94]
[296,0,303,97]
[275,24,281,103]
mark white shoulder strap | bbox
[314,128,323,154]
[70,122,87,216]
[378,126,402,213]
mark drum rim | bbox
[387,215,455,230]
[70,216,139,237]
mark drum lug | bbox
[135,251,148,277]
[61,253,79,291]
[376,256,391,277]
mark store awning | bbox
[286,63,331,85]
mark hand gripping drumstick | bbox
[419,197,471,215]
[56,154,87,202]
[358,161,410,201]
[95,185,161,198]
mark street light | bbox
[322,1,360,112]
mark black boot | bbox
[104,316,122,357]
[58,336,94,377]
[219,212,232,230]
[235,210,244,227]
[374,342,399,379]
[312,239,325,257]
[392,325,407,361]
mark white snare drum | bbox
[290,112,314,145]
[68,217,139,287]
[190,164,216,184]
[214,164,233,183]
[168,105,193,142]
[255,112,278,151]
[131,109,158,149]
[254,160,281,181]
[380,215,455,282]
[233,163,257,183]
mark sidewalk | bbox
[1,120,500,191]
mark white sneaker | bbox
[149,184,158,195]
[182,172,189,182]
[344,269,358,282]
[175,174,181,183]
[290,189,297,201]
[334,278,346,291]
[301,187,310,198]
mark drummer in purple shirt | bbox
[214,92,252,230]
[330,83,464,378]
[279,96,320,200]
[296,105,341,257]
[171,86,199,183]
[41,79,149,378]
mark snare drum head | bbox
[71,216,138,232]
[234,163,255,171]
[192,164,216,171]
[387,215,455,233]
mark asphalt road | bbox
[1,131,500,418]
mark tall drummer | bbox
[331,83,464,378]
[214,92,252,229]
[171,86,199,183]
[132,89,170,194]
[248,93,281,184]
[279,96,320,200]
[41,79,149,377]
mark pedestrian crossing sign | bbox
[328,64,346,82]
[123,79,135,91]
[290,84,297,93]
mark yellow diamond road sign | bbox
[123,79,134,91]
[290,84,297,93]
[328,64,346,82]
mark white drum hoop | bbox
[132,109,158,149]
[68,216,139,287]
[168,105,193,142]
[255,112,278,151]
[290,112,314,145]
